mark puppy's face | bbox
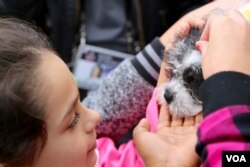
[158,29,204,117]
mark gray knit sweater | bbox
[83,38,164,141]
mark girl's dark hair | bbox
[0,18,54,167]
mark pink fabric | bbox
[198,105,250,167]
[96,89,159,167]
[199,106,245,142]
[96,138,144,167]
[202,143,246,167]
[145,89,160,133]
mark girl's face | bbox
[34,52,100,167]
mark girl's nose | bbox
[90,109,101,126]
[85,108,101,133]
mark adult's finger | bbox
[183,116,195,126]
[170,116,184,127]
[158,103,171,129]
[195,112,203,126]
[200,12,224,41]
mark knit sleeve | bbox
[196,72,250,167]
[131,37,165,86]
[83,37,165,141]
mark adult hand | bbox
[133,104,202,167]
[196,10,250,79]
[158,0,250,86]
[159,0,249,51]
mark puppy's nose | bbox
[164,90,174,103]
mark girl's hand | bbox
[133,104,202,167]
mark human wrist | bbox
[159,33,172,51]
[200,71,250,117]
[145,161,194,167]
[145,161,171,167]
[144,155,198,167]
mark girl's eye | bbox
[69,112,80,129]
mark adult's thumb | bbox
[196,40,208,56]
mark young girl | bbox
[0,18,100,167]
[0,16,166,166]
[0,17,199,167]
[1,1,245,167]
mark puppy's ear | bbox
[185,28,203,49]
[164,50,176,68]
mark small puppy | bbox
[158,29,204,117]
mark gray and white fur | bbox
[158,29,204,117]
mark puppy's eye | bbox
[183,67,203,85]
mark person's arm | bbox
[83,38,165,141]
[196,9,250,166]
[196,72,250,166]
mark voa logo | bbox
[226,155,246,163]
